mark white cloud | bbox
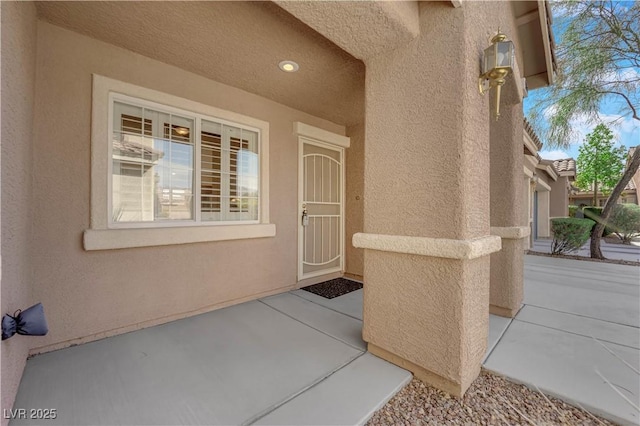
[599,113,639,136]
[602,68,640,84]
[542,104,558,119]
[551,1,582,18]
[540,149,570,160]
[564,112,638,147]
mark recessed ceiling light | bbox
[279,60,299,73]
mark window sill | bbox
[83,223,276,251]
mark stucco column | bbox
[489,91,527,318]
[353,2,507,397]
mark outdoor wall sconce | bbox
[479,29,515,120]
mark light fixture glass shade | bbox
[483,45,496,75]
[482,40,514,76]
[496,40,514,68]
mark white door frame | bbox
[298,136,345,281]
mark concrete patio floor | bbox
[10,291,410,426]
[11,254,640,425]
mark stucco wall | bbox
[534,173,553,239]
[489,94,526,318]
[30,21,347,353]
[490,102,524,227]
[549,176,569,217]
[537,169,553,188]
[1,1,37,417]
[363,2,512,241]
[522,176,533,248]
[536,190,550,238]
[345,123,364,278]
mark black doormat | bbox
[301,278,363,299]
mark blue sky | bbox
[523,3,639,161]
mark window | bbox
[85,75,274,250]
[111,97,260,227]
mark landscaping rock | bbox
[367,371,615,425]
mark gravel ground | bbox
[367,371,615,425]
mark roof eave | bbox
[538,0,556,87]
[515,1,557,90]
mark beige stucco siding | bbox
[29,21,347,354]
[536,191,550,238]
[534,173,552,238]
[549,176,569,217]
[362,1,521,241]
[490,103,525,228]
[345,123,364,278]
[1,1,38,417]
[360,1,518,395]
[536,169,553,189]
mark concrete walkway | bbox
[11,291,410,426]
[485,255,640,426]
[532,238,640,262]
[12,255,639,425]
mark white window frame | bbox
[85,74,274,250]
[109,94,261,228]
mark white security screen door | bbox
[298,139,344,280]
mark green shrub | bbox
[582,206,614,235]
[608,204,640,244]
[568,205,579,218]
[551,218,594,255]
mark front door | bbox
[298,139,344,280]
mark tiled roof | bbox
[553,158,576,173]
[523,118,543,151]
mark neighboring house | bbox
[569,146,639,207]
[1,0,555,414]
[522,120,575,244]
[570,181,638,207]
[551,158,577,213]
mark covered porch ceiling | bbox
[35,1,366,127]
[35,1,555,127]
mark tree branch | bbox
[591,147,640,258]
[592,89,639,121]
